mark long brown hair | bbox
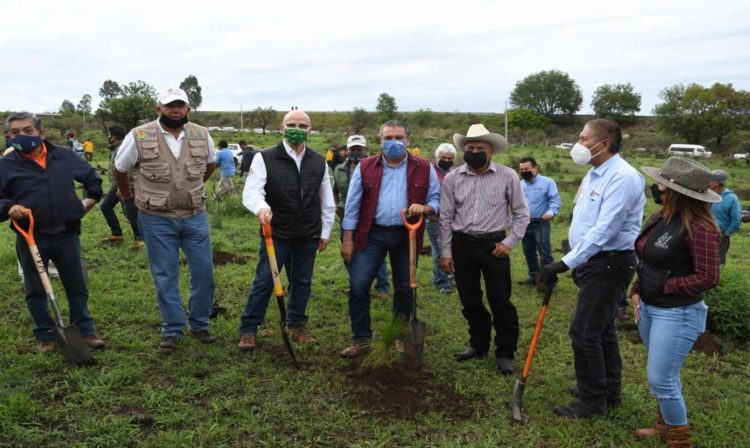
[657,189,719,238]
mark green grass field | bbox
[1,142,749,447]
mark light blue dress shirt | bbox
[562,154,646,269]
[521,174,561,218]
[216,149,236,177]
[342,156,441,230]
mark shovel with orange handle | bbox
[401,208,425,370]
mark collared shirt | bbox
[711,189,742,236]
[439,162,530,257]
[242,140,336,240]
[114,121,216,172]
[521,174,561,218]
[562,154,646,269]
[341,155,441,230]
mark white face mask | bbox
[570,140,605,165]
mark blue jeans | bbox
[239,237,318,335]
[426,219,452,289]
[521,220,554,279]
[348,228,411,342]
[16,232,95,342]
[341,228,389,293]
[638,300,708,426]
[138,211,215,337]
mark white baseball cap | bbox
[158,87,189,106]
[347,135,367,148]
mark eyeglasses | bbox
[285,123,310,130]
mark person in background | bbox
[518,156,561,286]
[214,139,236,200]
[541,118,645,418]
[0,112,105,353]
[4,130,12,149]
[440,124,529,375]
[427,143,456,294]
[411,145,421,157]
[708,169,741,265]
[333,135,390,299]
[632,157,721,448]
[239,140,257,180]
[83,138,94,162]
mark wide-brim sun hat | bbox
[641,157,721,203]
[453,124,507,154]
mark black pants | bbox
[100,187,141,239]
[570,253,636,410]
[452,232,518,359]
[718,234,730,265]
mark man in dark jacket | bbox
[239,140,257,180]
[0,112,105,353]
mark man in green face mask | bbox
[238,110,336,351]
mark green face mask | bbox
[284,127,308,145]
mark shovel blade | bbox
[404,319,426,370]
[53,326,93,365]
[509,379,526,423]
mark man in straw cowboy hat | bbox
[631,156,721,447]
[541,118,646,418]
[439,124,529,375]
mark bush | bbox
[705,266,750,341]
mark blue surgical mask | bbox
[382,140,406,159]
[10,135,43,154]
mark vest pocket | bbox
[186,162,205,181]
[136,188,169,211]
[188,185,206,209]
[637,263,669,300]
[140,162,171,183]
[189,142,208,162]
[140,143,159,161]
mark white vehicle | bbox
[555,143,573,150]
[732,152,748,161]
[229,144,260,165]
[668,144,712,158]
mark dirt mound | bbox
[343,365,477,420]
[213,250,249,265]
[692,330,721,355]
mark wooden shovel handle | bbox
[262,222,284,298]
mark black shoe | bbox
[569,387,621,409]
[159,336,181,350]
[190,330,217,344]
[454,346,488,361]
[553,400,606,419]
[496,357,514,375]
[517,277,536,286]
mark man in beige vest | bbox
[114,87,217,351]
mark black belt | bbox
[529,218,544,224]
[452,231,506,242]
[371,224,405,232]
[590,250,635,260]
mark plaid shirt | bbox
[631,220,720,298]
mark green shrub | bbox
[361,316,407,370]
[705,266,750,341]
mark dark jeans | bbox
[347,227,411,342]
[239,237,319,335]
[452,232,518,359]
[100,187,141,239]
[16,231,95,342]
[569,252,636,410]
[718,234,730,265]
[521,219,554,279]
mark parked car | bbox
[733,152,749,161]
[668,144,712,158]
[555,143,573,150]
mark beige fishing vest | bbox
[132,120,210,217]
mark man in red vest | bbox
[339,120,441,358]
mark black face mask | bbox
[348,152,366,164]
[159,114,189,129]
[437,159,454,171]
[520,171,534,181]
[463,151,488,170]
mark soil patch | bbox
[343,365,476,420]
[212,250,249,265]
[692,330,721,355]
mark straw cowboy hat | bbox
[453,124,508,153]
[641,157,721,203]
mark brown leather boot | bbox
[634,410,667,439]
[666,425,691,448]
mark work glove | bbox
[541,261,568,289]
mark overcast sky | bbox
[1,0,748,115]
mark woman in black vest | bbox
[631,157,721,447]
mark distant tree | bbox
[350,107,373,134]
[510,70,583,118]
[654,82,750,147]
[98,80,122,101]
[591,83,641,121]
[95,80,157,130]
[507,108,550,130]
[179,75,203,110]
[59,100,76,113]
[409,108,434,128]
[247,106,278,134]
[376,92,398,123]
[76,94,93,115]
